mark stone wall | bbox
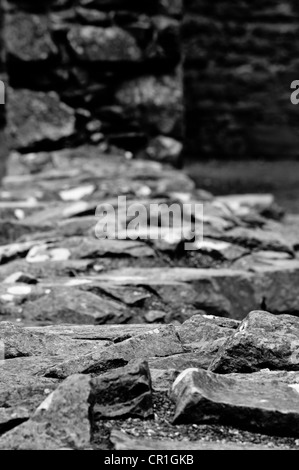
[0,0,7,182]
[4,0,183,165]
[183,0,299,159]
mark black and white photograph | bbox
[0,0,299,457]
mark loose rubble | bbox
[210,310,299,373]
[0,148,299,449]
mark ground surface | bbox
[1,148,299,449]
[187,159,299,214]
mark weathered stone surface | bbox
[148,352,213,371]
[3,253,299,325]
[21,201,97,226]
[41,325,184,378]
[61,237,155,259]
[0,374,92,450]
[0,321,112,360]
[229,369,299,386]
[0,223,38,246]
[26,245,71,263]
[94,284,152,306]
[0,321,49,358]
[3,271,38,284]
[21,287,130,324]
[75,7,110,25]
[7,89,75,149]
[150,368,177,391]
[210,310,299,374]
[0,259,94,282]
[110,430,277,450]
[116,75,182,136]
[3,0,182,156]
[0,241,36,265]
[5,12,57,62]
[216,194,282,220]
[0,407,29,435]
[0,356,58,412]
[218,227,293,254]
[26,323,160,341]
[140,135,183,165]
[93,262,299,319]
[90,360,153,420]
[172,368,299,436]
[93,267,245,317]
[144,310,166,323]
[178,314,239,355]
[68,26,142,61]
[195,239,249,262]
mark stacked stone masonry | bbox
[0,1,7,182]
[3,0,183,164]
[183,0,299,158]
[5,0,298,161]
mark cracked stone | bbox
[0,374,92,450]
[21,287,130,324]
[7,89,76,150]
[90,360,153,420]
[172,368,299,436]
[0,321,112,358]
[177,314,239,359]
[0,356,58,413]
[40,324,184,378]
[210,310,299,373]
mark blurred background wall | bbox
[183,0,299,159]
[3,0,183,165]
[0,0,7,182]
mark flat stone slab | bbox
[172,368,299,436]
[0,321,111,359]
[26,323,160,341]
[3,260,299,322]
[40,324,184,378]
[86,262,299,319]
